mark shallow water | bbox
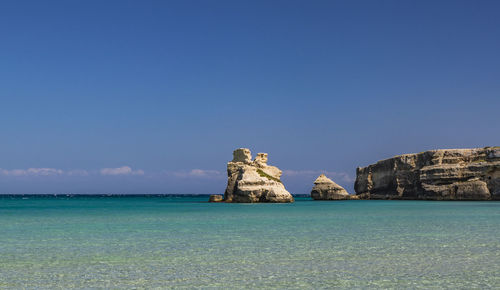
[0,196,499,289]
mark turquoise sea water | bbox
[0,196,499,289]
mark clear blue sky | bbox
[1,0,499,194]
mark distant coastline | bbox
[0,193,313,198]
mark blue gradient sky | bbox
[1,0,499,194]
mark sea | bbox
[0,195,499,289]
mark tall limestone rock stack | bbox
[355,147,500,200]
[311,174,351,200]
[224,148,294,203]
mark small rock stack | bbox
[208,195,223,202]
[223,148,294,203]
[311,174,352,200]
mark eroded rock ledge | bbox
[224,148,294,203]
[355,147,500,200]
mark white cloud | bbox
[282,170,354,182]
[100,166,144,176]
[0,168,64,176]
[0,166,144,177]
[164,169,223,178]
[66,169,89,176]
[133,169,145,175]
[100,166,131,175]
[282,170,319,176]
[189,169,221,177]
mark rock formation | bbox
[355,147,500,200]
[224,148,294,203]
[208,194,223,202]
[311,174,351,200]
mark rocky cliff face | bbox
[355,147,500,200]
[311,174,351,200]
[224,148,294,203]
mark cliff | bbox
[355,147,500,200]
[224,148,294,203]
